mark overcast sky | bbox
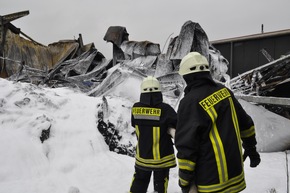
[1,0,290,58]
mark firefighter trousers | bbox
[130,166,169,193]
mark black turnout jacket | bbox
[131,92,177,170]
[175,73,258,193]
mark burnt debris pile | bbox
[1,11,290,155]
[231,54,290,118]
[1,11,229,99]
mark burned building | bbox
[1,10,289,120]
[0,11,108,91]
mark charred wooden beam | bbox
[260,48,274,62]
[235,94,290,107]
[0,10,29,25]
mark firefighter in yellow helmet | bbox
[129,76,177,193]
[175,52,261,193]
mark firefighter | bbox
[129,76,177,193]
[175,52,261,193]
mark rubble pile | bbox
[95,20,229,98]
[1,11,229,99]
[1,12,230,155]
[231,54,290,118]
[1,11,109,92]
[2,10,290,155]
[231,54,290,96]
[96,96,135,157]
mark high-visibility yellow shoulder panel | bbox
[199,88,231,111]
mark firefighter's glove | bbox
[243,147,261,167]
[178,170,194,193]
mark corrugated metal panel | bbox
[170,21,209,60]
[4,30,51,76]
[48,41,79,65]
[244,40,259,71]
[275,36,290,57]
[233,42,244,77]
[2,29,81,77]
[121,40,161,57]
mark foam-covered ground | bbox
[0,78,289,193]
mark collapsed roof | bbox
[0,11,228,95]
[1,11,289,119]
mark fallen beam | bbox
[0,10,29,25]
[235,94,290,107]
